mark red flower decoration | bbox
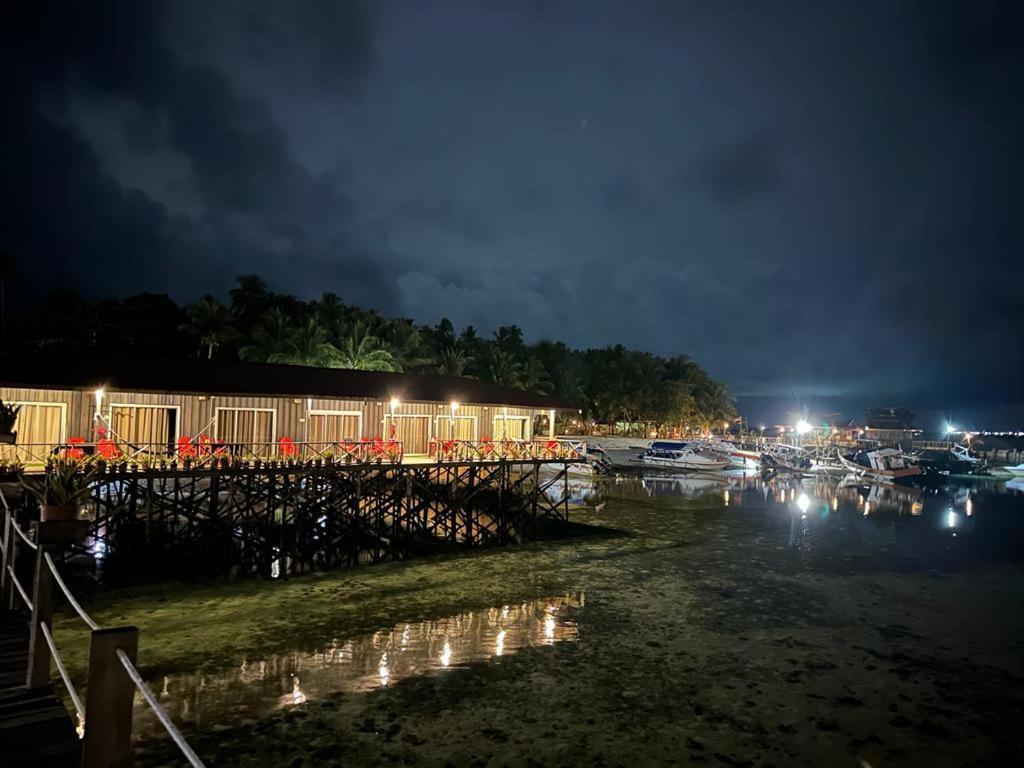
[97,439,119,459]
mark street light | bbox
[389,397,400,438]
[795,419,811,436]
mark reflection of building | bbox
[864,406,920,445]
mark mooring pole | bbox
[563,463,570,519]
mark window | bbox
[308,411,363,444]
[214,407,276,448]
[108,405,177,453]
[492,415,530,440]
[9,402,66,461]
[434,416,477,441]
[383,414,431,454]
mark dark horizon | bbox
[4,1,1022,427]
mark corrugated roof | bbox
[0,356,576,410]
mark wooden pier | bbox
[0,453,573,765]
[0,611,81,767]
[25,457,575,580]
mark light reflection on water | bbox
[134,593,582,741]
[578,469,1024,561]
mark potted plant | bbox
[0,458,25,483]
[0,400,20,444]
[23,457,97,522]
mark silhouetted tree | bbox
[180,295,235,359]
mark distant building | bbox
[864,406,920,445]
[865,406,915,430]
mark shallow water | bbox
[599,469,1024,567]
[117,468,1024,765]
[134,594,582,740]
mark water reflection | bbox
[588,468,1024,564]
[135,593,582,741]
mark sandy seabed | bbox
[55,484,1024,767]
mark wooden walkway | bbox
[0,611,80,767]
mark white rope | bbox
[40,621,86,726]
[7,564,32,610]
[12,520,38,551]
[116,649,206,768]
[44,552,100,630]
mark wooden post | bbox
[0,513,11,608]
[82,626,139,768]
[563,464,570,520]
[27,539,53,688]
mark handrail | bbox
[0,484,204,766]
[45,551,100,630]
[116,649,206,768]
[7,564,32,610]
[12,518,38,550]
[40,621,86,725]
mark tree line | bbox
[10,275,737,433]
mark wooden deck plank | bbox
[0,609,81,767]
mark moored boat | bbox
[807,446,847,474]
[909,444,990,477]
[1005,463,1024,478]
[838,448,922,485]
[760,443,812,473]
[640,445,730,471]
[694,438,762,468]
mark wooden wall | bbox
[1,386,551,454]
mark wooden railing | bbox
[0,488,205,767]
[5,437,589,472]
[429,438,587,463]
[2,438,407,471]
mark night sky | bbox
[4,1,1022,429]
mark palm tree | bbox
[493,325,524,354]
[384,318,434,371]
[315,292,346,338]
[486,348,522,387]
[337,325,401,371]
[516,356,552,394]
[437,346,474,377]
[228,274,270,325]
[239,307,294,362]
[179,295,234,359]
[432,317,456,350]
[267,318,343,367]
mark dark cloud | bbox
[2,0,399,308]
[2,1,1022,426]
[690,130,783,206]
[919,0,1024,96]
[601,173,638,214]
[393,197,497,244]
[513,185,550,214]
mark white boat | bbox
[640,446,730,471]
[544,445,613,476]
[807,446,847,474]
[1005,463,1024,478]
[839,448,922,484]
[761,443,812,473]
[694,438,762,468]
